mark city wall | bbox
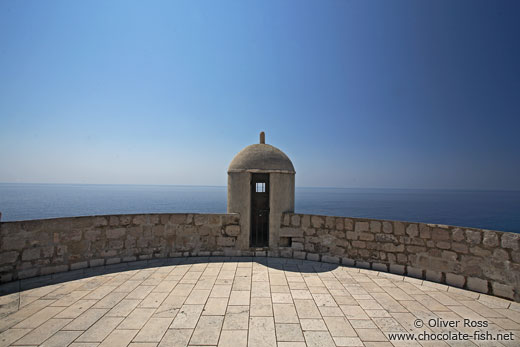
[279,213,520,301]
[0,213,240,282]
[1,212,518,301]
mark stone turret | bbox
[227,132,295,250]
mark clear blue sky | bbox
[1,0,519,190]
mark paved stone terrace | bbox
[0,257,519,347]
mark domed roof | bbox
[228,133,295,174]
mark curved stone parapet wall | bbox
[279,213,520,301]
[0,213,240,283]
[1,212,519,302]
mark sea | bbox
[0,183,519,233]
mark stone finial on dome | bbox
[260,131,265,144]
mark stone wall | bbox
[0,213,240,282]
[279,213,520,301]
[1,211,519,302]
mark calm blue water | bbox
[0,183,519,233]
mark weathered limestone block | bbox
[320,235,335,247]
[152,225,165,237]
[359,232,374,241]
[461,256,483,277]
[482,231,499,247]
[322,255,339,264]
[109,240,124,249]
[94,216,108,226]
[60,229,82,242]
[22,248,40,261]
[164,225,175,237]
[206,214,220,226]
[107,228,126,239]
[304,242,315,252]
[382,222,392,234]
[137,237,149,248]
[331,231,346,240]
[125,239,136,248]
[436,241,451,250]
[150,215,160,224]
[406,224,418,237]
[372,262,387,272]
[366,242,378,250]
[351,241,366,249]
[419,224,431,239]
[346,231,357,240]
[280,249,293,258]
[290,214,300,227]
[306,236,320,244]
[292,242,304,251]
[451,242,468,253]
[304,228,316,236]
[432,228,450,241]
[355,221,369,232]
[217,236,235,247]
[407,245,427,253]
[467,277,488,293]
[394,222,405,235]
[344,218,354,231]
[465,229,481,244]
[301,215,311,228]
[335,239,349,249]
[442,250,458,261]
[198,225,212,236]
[194,214,208,226]
[224,225,240,237]
[132,215,146,225]
[307,253,320,261]
[389,264,405,275]
[370,221,381,233]
[397,253,407,264]
[311,215,324,228]
[375,234,398,243]
[470,246,491,257]
[501,232,519,251]
[0,251,19,264]
[492,249,509,261]
[325,216,335,229]
[446,273,465,288]
[335,218,344,231]
[84,229,102,241]
[451,228,465,242]
[293,251,306,259]
[109,216,119,226]
[492,282,515,300]
[222,214,239,225]
[282,213,290,226]
[1,236,26,251]
[170,214,187,225]
[279,227,303,238]
[425,270,442,283]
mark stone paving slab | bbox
[0,257,519,346]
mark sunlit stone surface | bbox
[0,257,519,347]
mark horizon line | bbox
[0,182,519,193]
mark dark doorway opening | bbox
[251,173,269,247]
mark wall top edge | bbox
[0,212,240,225]
[228,169,296,174]
[281,212,512,234]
